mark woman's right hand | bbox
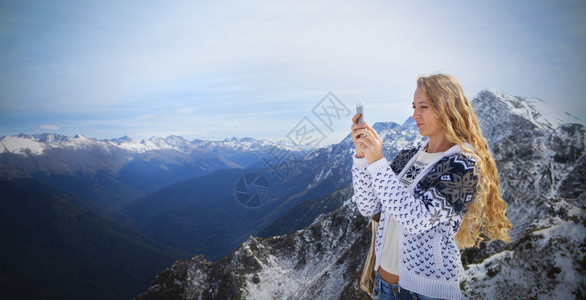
[351,113,366,158]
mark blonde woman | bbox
[351,74,512,300]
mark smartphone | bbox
[356,103,365,124]
[356,103,365,137]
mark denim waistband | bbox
[375,272,402,292]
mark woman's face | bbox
[412,86,444,139]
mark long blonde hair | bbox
[417,74,512,248]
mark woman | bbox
[351,74,512,300]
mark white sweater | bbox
[352,143,478,299]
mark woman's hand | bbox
[351,114,384,164]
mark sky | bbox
[1,0,585,146]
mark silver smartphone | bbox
[356,103,365,137]
[356,103,365,124]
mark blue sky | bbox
[1,0,585,145]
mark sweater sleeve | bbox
[367,155,478,235]
[351,155,381,217]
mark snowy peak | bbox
[401,117,418,129]
[0,133,108,156]
[1,135,47,155]
[474,89,583,132]
[338,118,420,147]
[0,134,298,157]
[107,135,196,154]
[194,136,301,153]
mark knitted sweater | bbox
[352,142,478,300]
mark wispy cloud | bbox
[175,108,197,115]
[39,125,60,131]
[137,114,156,120]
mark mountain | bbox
[0,178,189,300]
[135,89,585,299]
[0,134,301,212]
[0,134,299,159]
[134,199,370,300]
[257,186,354,238]
[122,119,421,261]
[0,135,304,299]
[123,167,286,261]
[460,89,585,299]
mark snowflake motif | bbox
[401,162,424,187]
[452,219,461,233]
[428,210,442,226]
[421,193,434,209]
[437,171,477,213]
[391,147,419,172]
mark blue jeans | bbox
[373,273,447,300]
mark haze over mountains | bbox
[1,89,584,299]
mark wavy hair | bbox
[417,74,512,248]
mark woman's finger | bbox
[367,125,382,142]
[351,128,363,142]
[362,122,381,142]
[357,134,376,149]
[351,123,365,133]
[354,128,371,140]
[360,126,376,139]
[360,128,382,149]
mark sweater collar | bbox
[419,140,475,158]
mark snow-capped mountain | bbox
[460,89,585,299]
[1,133,109,156]
[1,134,299,157]
[0,134,306,212]
[135,89,585,299]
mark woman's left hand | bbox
[354,122,384,164]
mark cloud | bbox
[175,107,197,115]
[137,114,156,120]
[40,125,60,131]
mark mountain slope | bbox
[124,168,279,261]
[0,178,189,300]
[123,160,336,261]
[134,200,370,300]
[257,186,354,238]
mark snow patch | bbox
[0,135,46,155]
[462,222,585,299]
[485,88,583,129]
